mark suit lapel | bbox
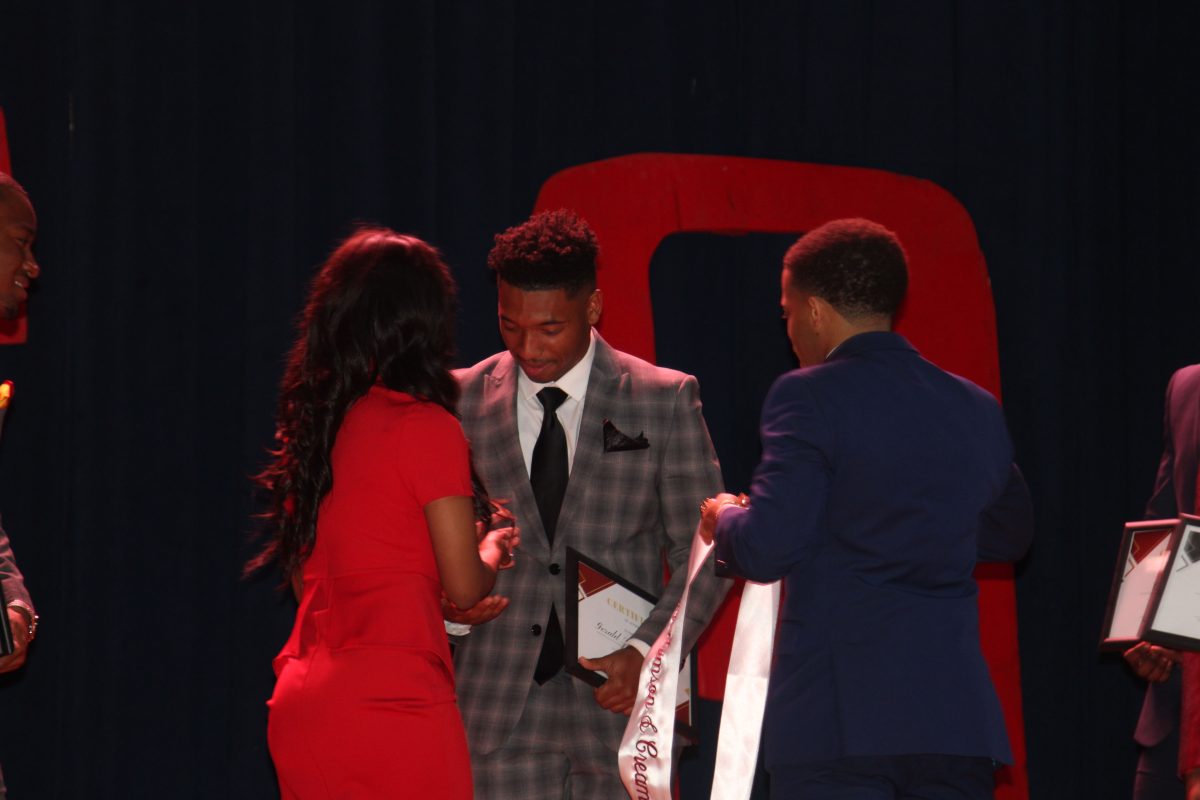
[481,356,549,555]
[554,338,622,553]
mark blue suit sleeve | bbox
[712,374,830,583]
[977,463,1034,562]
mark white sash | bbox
[710,578,780,799]
[618,528,780,800]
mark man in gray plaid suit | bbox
[450,209,729,798]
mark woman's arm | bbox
[426,495,514,609]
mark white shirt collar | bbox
[516,328,597,404]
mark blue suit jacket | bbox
[714,331,1032,768]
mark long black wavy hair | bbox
[247,227,484,579]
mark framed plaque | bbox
[564,547,695,740]
[1142,514,1200,651]
[1099,519,1179,650]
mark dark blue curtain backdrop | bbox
[1,2,1198,797]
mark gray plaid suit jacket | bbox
[453,334,729,756]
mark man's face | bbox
[780,268,823,367]
[0,191,39,320]
[497,280,602,383]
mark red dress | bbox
[267,387,474,799]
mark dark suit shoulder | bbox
[766,358,879,396]
[765,367,809,397]
[944,369,1004,411]
[763,364,851,410]
[758,370,830,426]
[768,354,1004,427]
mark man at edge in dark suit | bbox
[1125,364,1200,800]
[0,171,42,799]
[700,218,1033,799]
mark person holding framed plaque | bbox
[702,219,1033,800]
[1125,365,1200,800]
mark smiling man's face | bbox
[0,188,38,320]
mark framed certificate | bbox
[1099,519,1178,650]
[564,547,695,740]
[1142,514,1200,651]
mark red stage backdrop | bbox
[0,106,29,345]
[533,154,1027,799]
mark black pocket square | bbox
[603,419,650,452]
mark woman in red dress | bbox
[249,228,516,799]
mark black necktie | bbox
[530,387,568,684]
[530,387,569,543]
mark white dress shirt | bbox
[515,331,597,476]
[514,331,651,657]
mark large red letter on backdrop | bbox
[533,154,1027,799]
[0,106,29,345]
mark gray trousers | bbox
[471,670,627,800]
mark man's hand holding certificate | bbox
[565,548,693,726]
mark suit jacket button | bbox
[531,624,542,636]
[548,563,561,575]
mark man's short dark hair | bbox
[487,209,598,295]
[784,218,908,320]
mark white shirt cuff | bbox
[627,638,650,657]
[445,621,471,637]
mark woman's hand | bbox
[476,500,518,568]
[479,525,520,571]
[476,499,515,540]
[428,495,512,609]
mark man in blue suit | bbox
[700,218,1033,799]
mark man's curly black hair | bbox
[784,218,908,320]
[486,209,598,295]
